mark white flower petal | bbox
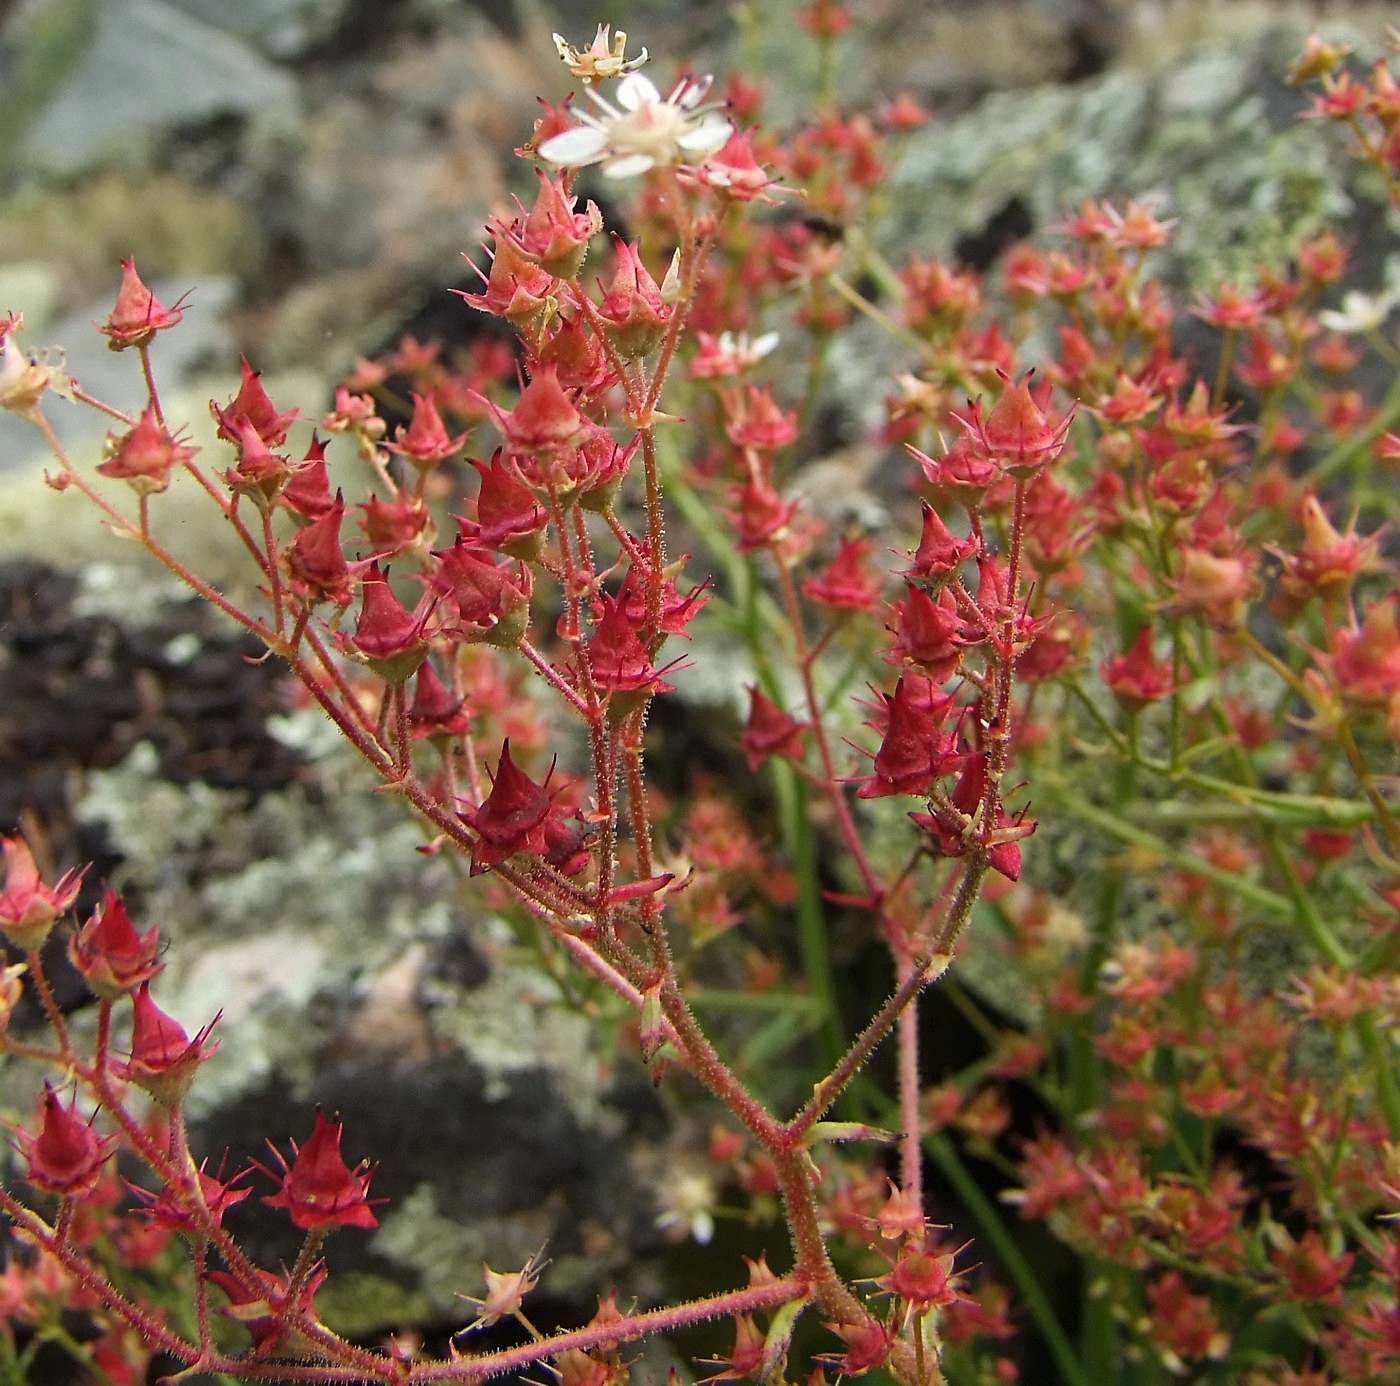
[677,113,732,157]
[674,75,714,110]
[603,153,657,179]
[615,72,661,112]
[538,127,610,167]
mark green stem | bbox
[1041,785,1295,920]
[773,757,846,1069]
[1308,357,1400,485]
[924,1132,1089,1386]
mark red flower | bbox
[536,313,612,396]
[728,477,799,551]
[385,390,469,470]
[435,539,532,648]
[953,370,1073,479]
[211,357,298,448]
[223,416,293,509]
[586,595,679,699]
[1275,490,1378,600]
[461,740,557,874]
[488,366,585,454]
[856,677,963,798]
[261,1109,378,1232]
[503,169,602,280]
[206,1264,328,1356]
[19,1084,118,1199]
[97,404,197,495]
[285,491,357,608]
[348,562,432,684]
[884,583,967,680]
[357,493,431,557]
[68,888,161,999]
[458,236,556,333]
[0,835,85,951]
[690,129,781,201]
[909,433,1000,507]
[408,662,473,740]
[695,1314,765,1383]
[281,433,335,520]
[596,236,671,359]
[457,451,549,559]
[723,385,799,451]
[1270,1228,1353,1303]
[1101,627,1175,711]
[1145,1272,1228,1363]
[818,1316,893,1376]
[613,563,709,639]
[911,754,1035,881]
[117,983,219,1107]
[902,502,978,584]
[98,258,186,350]
[739,688,808,771]
[1164,547,1256,630]
[804,536,881,613]
[874,1236,964,1316]
[131,1157,250,1235]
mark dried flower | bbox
[455,1248,549,1335]
[0,324,73,421]
[552,25,648,83]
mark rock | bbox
[162,0,364,62]
[19,0,298,176]
[75,716,666,1323]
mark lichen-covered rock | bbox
[75,706,666,1323]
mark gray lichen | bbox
[74,712,611,1126]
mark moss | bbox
[0,173,261,303]
[315,1270,434,1340]
[371,1182,613,1320]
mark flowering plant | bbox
[2,13,1400,1386]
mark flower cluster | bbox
[3,15,1400,1386]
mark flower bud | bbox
[349,562,432,684]
[20,1085,118,1199]
[69,889,161,999]
[0,836,85,952]
[117,983,219,1107]
[98,405,196,496]
[98,259,185,350]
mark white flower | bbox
[654,1168,718,1245]
[691,329,781,377]
[719,330,779,368]
[538,71,732,180]
[1317,289,1399,335]
[0,322,73,421]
